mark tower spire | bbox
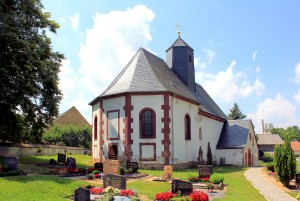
[175,23,181,37]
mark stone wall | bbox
[0,143,91,156]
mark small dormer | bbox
[166,34,196,92]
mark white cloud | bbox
[78,5,155,96]
[248,94,300,133]
[255,65,261,73]
[294,63,300,83]
[252,50,257,61]
[69,13,80,31]
[294,89,300,103]
[196,48,215,69]
[195,60,265,102]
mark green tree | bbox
[271,126,300,141]
[274,140,296,187]
[43,125,92,148]
[228,102,246,120]
[0,0,64,143]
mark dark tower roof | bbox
[166,35,193,52]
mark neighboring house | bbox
[54,106,90,127]
[291,141,300,155]
[89,35,259,168]
[256,134,283,157]
[217,120,259,166]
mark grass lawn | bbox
[1,155,268,200]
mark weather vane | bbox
[175,23,181,37]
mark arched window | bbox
[140,108,156,138]
[199,127,202,140]
[94,117,98,140]
[185,114,191,140]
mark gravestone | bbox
[94,162,103,172]
[126,161,138,173]
[103,174,126,190]
[114,196,131,201]
[162,165,173,180]
[103,159,119,174]
[198,165,213,178]
[296,174,300,189]
[4,156,19,171]
[171,179,193,196]
[66,157,76,168]
[57,153,66,164]
[74,188,90,201]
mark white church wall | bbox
[102,97,125,159]
[171,97,224,165]
[131,95,165,164]
[92,102,100,160]
[216,149,244,166]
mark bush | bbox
[209,173,224,184]
[42,125,91,148]
[187,174,199,182]
[262,153,274,162]
[118,167,126,175]
[267,164,275,172]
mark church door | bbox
[108,144,118,160]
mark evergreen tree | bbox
[207,142,212,165]
[228,102,246,120]
[0,0,63,142]
[274,141,296,187]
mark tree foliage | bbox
[227,103,246,120]
[0,0,64,142]
[42,125,92,148]
[271,126,300,141]
[274,140,296,187]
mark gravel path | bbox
[245,167,297,201]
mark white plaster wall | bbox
[244,122,259,166]
[216,149,244,166]
[92,102,100,160]
[102,97,125,159]
[131,95,165,163]
[171,97,224,164]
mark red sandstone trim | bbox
[161,94,171,165]
[123,95,134,161]
[100,100,104,161]
[139,143,156,161]
[106,109,120,140]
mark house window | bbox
[199,127,202,140]
[140,108,156,138]
[185,114,191,140]
[94,117,98,140]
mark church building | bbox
[89,35,258,169]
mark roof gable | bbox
[54,106,90,127]
[217,119,253,149]
[257,134,284,145]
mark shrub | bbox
[118,167,126,175]
[262,153,274,162]
[209,173,224,184]
[267,164,275,172]
[187,174,199,182]
[92,169,101,174]
[295,193,300,201]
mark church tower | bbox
[166,34,196,92]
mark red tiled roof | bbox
[291,141,300,151]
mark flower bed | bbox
[155,190,209,201]
[89,186,140,201]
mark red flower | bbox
[189,191,209,201]
[120,190,135,196]
[155,192,177,201]
[90,187,104,195]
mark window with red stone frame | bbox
[185,114,191,140]
[140,108,156,139]
[94,116,97,140]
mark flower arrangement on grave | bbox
[155,190,209,201]
[89,186,140,201]
[87,173,94,180]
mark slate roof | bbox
[256,134,283,145]
[90,44,227,120]
[217,119,253,149]
[166,36,193,51]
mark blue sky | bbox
[43,0,300,133]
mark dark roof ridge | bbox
[166,36,194,52]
